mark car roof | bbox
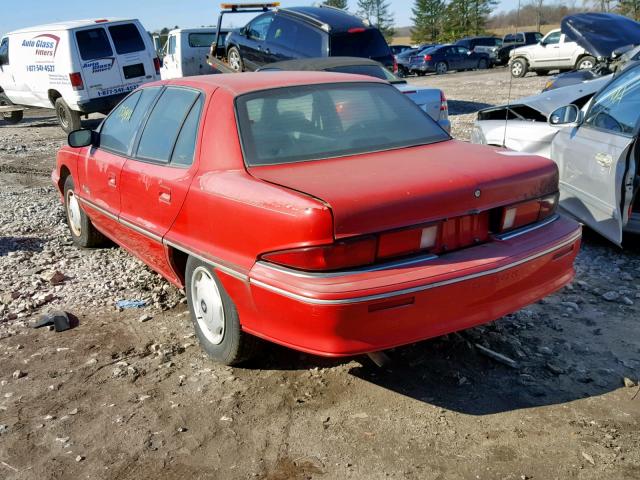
[262,56,383,71]
[279,6,368,32]
[7,18,135,34]
[159,71,387,96]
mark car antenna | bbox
[502,0,521,148]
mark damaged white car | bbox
[471,65,640,245]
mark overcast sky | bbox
[1,0,521,34]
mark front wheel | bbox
[435,61,448,75]
[510,58,528,78]
[186,256,260,365]
[0,93,23,124]
[227,46,244,72]
[576,55,596,70]
[55,98,81,133]
[63,176,107,248]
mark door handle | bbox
[159,187,171,204]
[107,174,117,188]
[595,152,613,168]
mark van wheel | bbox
[227,47,244,72]
[55,98,81,133]
[510,58,528,78]
[63,176,107,248]
[0,93,23,124]
[186,256,260,365]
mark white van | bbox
[161,28,230,80]
[0,18,160,132]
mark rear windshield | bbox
[108,23,145,54]
[76,28,113,60]
[235,83,449,166]
[330,30,390,59]
[189,32,227,47]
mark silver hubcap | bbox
[229,50,241,71]
[579,60,593,69]
[512,63,523,76]
[191,267,225,345]
[66,190,82,236]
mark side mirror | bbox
[548,104,581,126]
[68,129,98,148]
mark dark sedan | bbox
[409,44,490,75]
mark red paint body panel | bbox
[249,141,559,237]
[51,73,582,358]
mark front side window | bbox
[108,23,145,54]
[247,14,273,41]
[168,35,176,55]
[76,28,113,60]
[236,83,449,166]
[100,87,161,155]
[544,31,561,45]
[0,37,8,64]
[456,46,470,55]
[136,87,201,163]
[189,32,217,48]
[584,65,640,134]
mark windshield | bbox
[326,64,403,83]
[236,83,448,166]
[330,30,391,59]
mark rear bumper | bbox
[76,93,128,114]
[234,215,581,356]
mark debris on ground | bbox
[475,344,520,369]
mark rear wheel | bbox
[186,256,260,365]
[576,55,596,70]
[63,176,107,248]
[227,46,244,72]
[55,98,81,133]
[435,61,448,75]
[0,93,23,124]
[510,58,528,78]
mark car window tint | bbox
[268,17,323,57]
[236,83,449,166]
[584,66,640,134]
[168,35,176,55]
[457,47,469,54]
[100,87,161,155]
[76,28,113,60]
[330,29,390,58]
[136,87,200,163]
[189,32,216,48]
[171,99,203,166]
[108,24,145,54]
[544,31,561,45]
[535,33,543,42]
[248,14,273,41]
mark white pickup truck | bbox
[509,29,595,77]
[160,28,230,79]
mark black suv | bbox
[224,6,394,72]
[455,36,502,63]
[496,31,542,65]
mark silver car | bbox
[472,66,640,244]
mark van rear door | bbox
[106,22,156,90]
[74,26,125,99]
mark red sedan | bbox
[52,73,581,365]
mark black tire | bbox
[185,256,260,365]
[576,55,596,70]
[477,58,488,70]
[227,46,244,73]
[416,71,426,76]
[0,92,23,124]
[435,61,448,75]
[535,70,550,76]
[510,58,528,78]
[63,176,107,248]
[55,97,81,133]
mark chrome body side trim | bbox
[493,214,559,241]
[77,196,118,222]
[249,230,581,305]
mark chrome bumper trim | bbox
[494,214,559,241]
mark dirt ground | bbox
[1,68,639,480]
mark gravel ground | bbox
[0,68,639,480]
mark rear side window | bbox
[100,87,161,155]
[171,99,203,166]
[108,24,146,54]
[136,87,201,163]
[76,28,113,60]
[268,17,324,57]
[330,29,390,59]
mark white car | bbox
[160,28,231,80]
[0,19,160,132]
[509,29,595,78]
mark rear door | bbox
[266,16,325,62]
[552,66,640,244]
[118,86,204,275]
[557,33,578,66]
[77,86,161,238]
[106,22,156,90]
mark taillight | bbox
[348,27,366,34]
[439,90,448,111]
[498,194,558,232]
[377,224,439,259]
[424,54,432,61]
[153,57,161,75]
[393,56,398,74]
[69,72,84,91]
[261,237,377,272]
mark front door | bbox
[160,33,179,79]
[533,30,561,68]
[77,86,161,237]
[242,13,274,70]
[552,66,640,244]
[119,86,204,278]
